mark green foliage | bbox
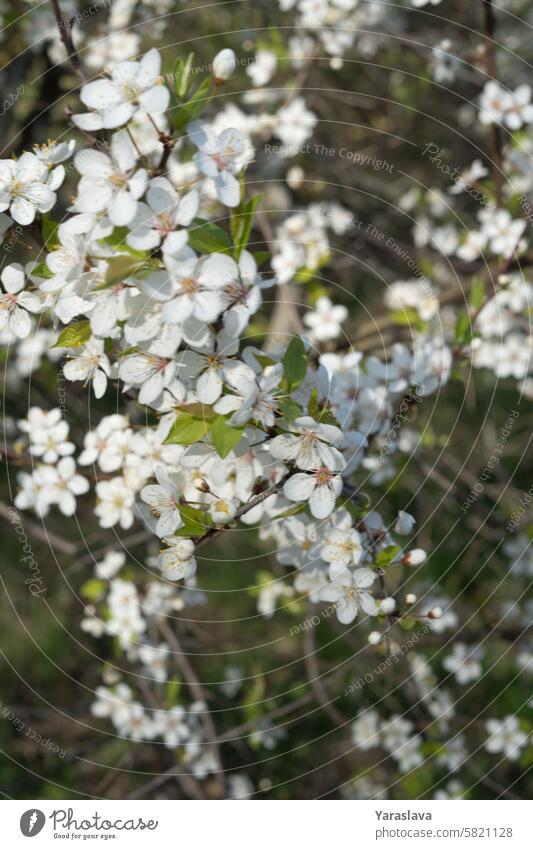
[211,415,245,458]
[188,219,232,254]
[164,411,214,444]
[172,77,213,130]
[231,193,262,258]
[282,336,307,390]
[454,310,473,346]
[373,545,401,568]
[176,504,211,537]
[53,320,91,348]
[173,52,195,98]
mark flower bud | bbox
[428,606,443,620]
[405,593,417,605]
[212,49,237,82]
[287,166,305,190]
[402,548,427,567]
[194,477,211,493]
[379,597,396,615]
[368,630,381,645]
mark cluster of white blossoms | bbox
[351,710,424,773]
[276,0,388,63]
[352,704,529,777]
[0,44,453,758]
[270,203,351,284]
[15,408,88,517]
[479,81,533,130]
[92,682,218,774]
[82,550,217,765]
[400,163,532,393]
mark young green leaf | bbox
[53,320,92,348]
[174,51,195,99]
[454,311,472,346]
[231,193,262,259]
[282,336,307,390]
[374,545,401,568]
[30,261,53,279]
[100,227,147,259]
[470,277,486,310]
[280,397,302,423]
[164,413,213,445]
[104,255,157,287]
[42,215,59,249]
[175,504,210,537]
[211,415,245,458]
[172,77,212,130]
[188,219,232,254]
[253,251,271,267]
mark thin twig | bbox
[193,472,291,549]
[50,0,86,79]
[303,627,347,727]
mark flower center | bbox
[314,466,333,485]
[180,277,200,295]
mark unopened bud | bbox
[405,593,417,605]
[402,548,427,567]
[212,49,237,82]
[427,606,443,620]
[287,165,305,190]
[194,477,211,493]
[379,597,396,615]
[368,630,381,645]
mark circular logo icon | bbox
[20,809,46,837]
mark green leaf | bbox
[306,388,339,426]
[211,415,245,458]
[188,219,232,254]
[104,255,158,287]
[293,266,315,284]
[166,677,182,705]
[100,227,147,259]
[30,261,53,279]
[174,51,194,99]
[398,617,418,631]
[80,579,106,602]
[280,397,302,423]
[173,402,217,419]
[391,307,426,330]
[175,504,210,537]
[374,545,401,568]
[253,251,270,267]
[454,310,472,346]
[470,277,485,310]
[282,336,307,390]
[42,215,59,249]
[164,412,213,445]
[172,77,212,130]
[53,320,91,348]
[231,193,262,259]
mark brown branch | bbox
[50,0,86,79]
[0,500,77,556]
[193,472,291,549]
[157,618,223,797]
[482,0,503,206]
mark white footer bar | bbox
[4,799,530,848]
